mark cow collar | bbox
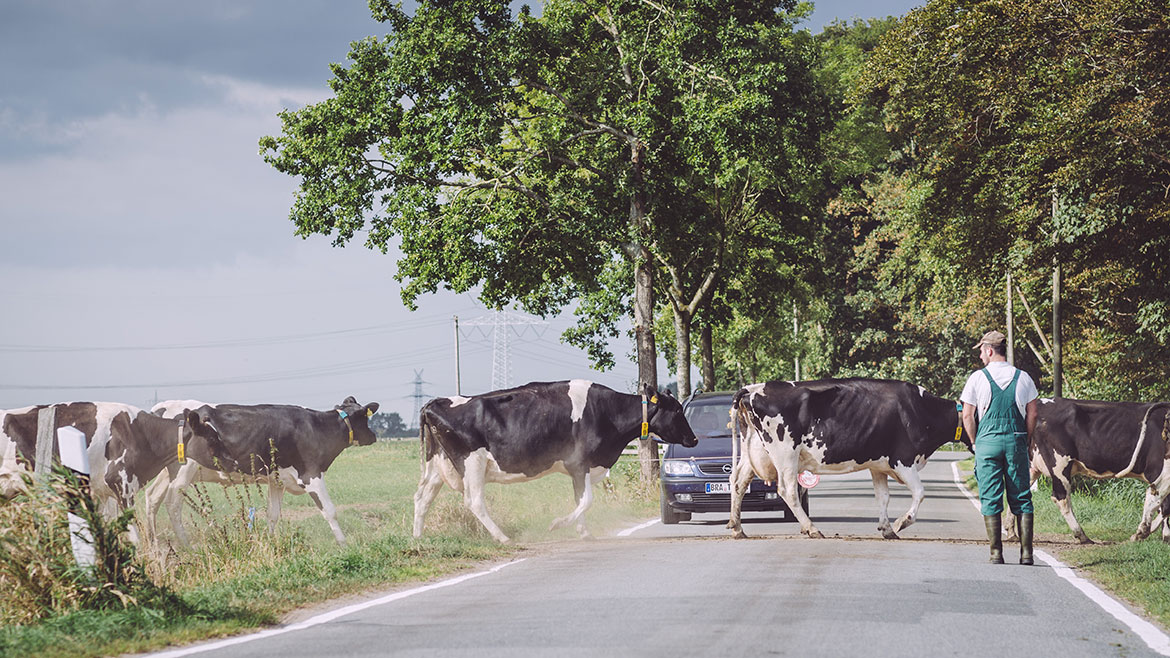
[176,417,186,464]
[337,409,356,446]
[640,392,659,439]
[953,402,963,443]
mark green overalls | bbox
[974,368,1033,516]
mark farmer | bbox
[961,330,1039,565]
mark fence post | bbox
[57,426,96,569]
[34,406,56,483]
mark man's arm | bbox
[962,402,978,445]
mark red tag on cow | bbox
[798,470,819,488]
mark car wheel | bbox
[661,493,688,524]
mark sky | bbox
[0,0,922,423]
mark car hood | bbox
[663,433,735,460]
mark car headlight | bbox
[662,459,694,476]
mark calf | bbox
[729,378,970,539]
[0,402,222,542]
[180,397,379,545]
[1028,397,1170,543]
[413,381,698,543]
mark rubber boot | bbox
[1018,512,1034,565]
[984,514,1004,564]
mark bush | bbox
[0,466,174,625]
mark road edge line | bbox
[617,518,660,537]
[950,461,1170,656]
[146,558,527,658]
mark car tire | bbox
[660,493,689,524]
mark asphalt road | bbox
[149,452,1170,658]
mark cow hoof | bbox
[806,529,825,539]
[731,529,748,539]
[1076,536,1094,545]
[881,530,900,540]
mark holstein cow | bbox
[1026,397,1170,544]
[413,380,698,543]
[180,397,379,545]
[729,378,971,539]
[0,402,224,542]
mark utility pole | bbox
[409,370,430,430]
[1052,193,1063,398]
[453,315,461,396]
[1006,272,1014,365]
[793,301,801,380]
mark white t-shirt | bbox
[959,361,1038,421]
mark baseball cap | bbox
[972,330,1007,350]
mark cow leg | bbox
[157,462,199,549]
[891,465,926,537]
[870,471,897,539]
[779,470,822,538]
[141,468,171,548]
[550,469,593,538]
[412,455,449,538]
[727,448,754,539]
[1131,486,1166,541]
[302,474,346,546]
[462,450,511,544]
[1050,473,1092,544]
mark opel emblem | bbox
[722,463,732,474]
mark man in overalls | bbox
[960,330,1039,564]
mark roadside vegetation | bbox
[0,441,656,658]
[959,458,1170,630]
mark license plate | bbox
[705,482,732,494]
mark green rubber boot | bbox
[1019,512,1034,565]
[985,514,1004,564]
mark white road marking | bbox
[950,461,1170,656]
[146,558,527,657]
[617,518,660,537]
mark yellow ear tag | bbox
[641,421,649,437]
[953,425,962,442]
[650,395,658,404]
[177,442,186,464]
[367,409,374,418]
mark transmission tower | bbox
[462,310,548,391]
[408,369,430,429]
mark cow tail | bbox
[418,417,429,481]
[731,389,749,479]
[1118,403,1166,478]
[1163,404,1170,461]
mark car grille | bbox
[696,462,732,476]
[689,492,771,504]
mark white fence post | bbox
[34,406,56,483]
[56,426,96,569]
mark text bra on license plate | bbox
[705,482,732,494]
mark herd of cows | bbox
[1,378,1168,551]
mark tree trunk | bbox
[673,307,692,399]
[630,143,659,482]
[1052,259,1063,398]
[700,321,715,392]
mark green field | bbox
[0,441,657,658]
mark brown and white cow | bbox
[729,378,971,539]
[0,402,223,542]
[1026,397,1170,543]
[179,397,379,545]
[413,381,697,543]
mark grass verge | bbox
[0,441,657,658]
[957,458,1170,630]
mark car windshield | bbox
[684,401,732,436]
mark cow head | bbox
[180,407,236,470]
[644,385,698,447]
[334,396,381,446]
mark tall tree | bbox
[261,0,821,478]
[861,0,1170,399]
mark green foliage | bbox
[0,467,174,627]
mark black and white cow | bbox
[180,397,379,545]
[729,378,971,539]
[0,402,224,542]
[412,380,698,543]
[1026,397,1170,544]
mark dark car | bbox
[660,391,809,524]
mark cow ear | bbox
[365,402,380,416]
[642,383,656,400]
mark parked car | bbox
[660,391,809,524]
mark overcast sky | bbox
[0,0,921,423]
